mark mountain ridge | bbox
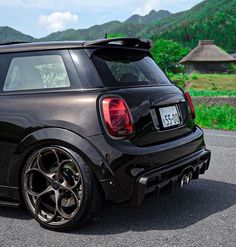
[0,26,35,43]
[124,10,172,24]
[0,0,235,52]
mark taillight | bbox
[184,92,195,119]
[101,97,134,138]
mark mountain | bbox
[0,0,235,52]
[39,21,123,41]
[124,10,172,24]
[40,11,171,41]
[39,0,236,51]
[139,0,236,52]
[0,26,35,43]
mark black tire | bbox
[21,145,103,231]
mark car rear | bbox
[0,39,211,231]
[75,38,211,205]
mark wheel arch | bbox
[8,127,114,191]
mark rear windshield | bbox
[91,49,171,88]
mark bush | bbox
[107,33,126,38]
[190,73,199,80]
[151,39,190,71]
[227,63,236,74]
[167,72,189,89]
[195,104,236,131]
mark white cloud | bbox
[134,0,162,16]
[133,0,201,16]
[38,12,78,32]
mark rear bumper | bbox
[89,126,209,203]
[131,148,211,206]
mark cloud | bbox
[38,11,78,32]
[133,0,201,16]
[134,0,162,16]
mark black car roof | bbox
[0,38,152,54]
[0,41,84,54]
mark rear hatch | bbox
[91,48,194,147]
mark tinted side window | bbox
[0,50,82,93]
[4,55,70,91]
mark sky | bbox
[0,0,203,38]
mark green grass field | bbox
[195,104,236,131]
[187,74,236,96]
[169,73,236,130]
[187,74,236,90]
[170,73,236,96]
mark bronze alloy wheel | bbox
[23,147,84,227]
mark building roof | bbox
[180,40,236,63]
[0,38,151,54]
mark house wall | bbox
[184,62,232,74]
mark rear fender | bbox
[8,128,114,188]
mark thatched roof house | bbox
[180,40,236,74]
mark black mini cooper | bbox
[0,38,211,231]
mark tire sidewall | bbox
[21,145,96,231]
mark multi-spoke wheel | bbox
[22,146,102,231]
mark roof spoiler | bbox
[83,38,153,50]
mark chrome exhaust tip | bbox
[180,171,193,187]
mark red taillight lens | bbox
[184,92,195,119]
[101,97,134,138]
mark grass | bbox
[187,74,236,91]
[195,104,236,131]
[189,89,236,97]
[169,73,236,97]
[169,73,236,130]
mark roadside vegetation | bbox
[195,104,236,131]
[169,73,236,131]
[189,90,236,97]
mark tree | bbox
[107,33,126,38]
[151,39,190,71]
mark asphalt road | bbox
[0,129,236,247]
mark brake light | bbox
[184,92,195,119]
[101,97,134,138]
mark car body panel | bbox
[88,126,206,199]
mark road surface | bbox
[0,129,235,247]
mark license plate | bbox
[159,106,181,128]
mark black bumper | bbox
[131,148,211,206]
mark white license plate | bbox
[159,106,181,128]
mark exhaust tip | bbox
[180,171,193,187]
